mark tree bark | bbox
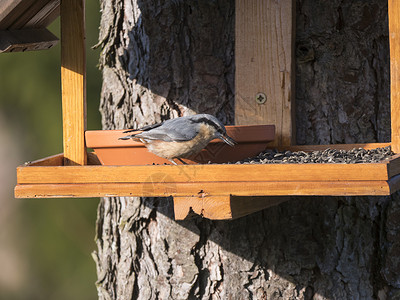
[93,0,400,299]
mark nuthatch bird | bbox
[119,114,236,164]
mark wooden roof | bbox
[0,0,60,53]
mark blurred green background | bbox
[0,2,102,299]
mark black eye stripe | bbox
[193,117,214,126]
[192,117,225,133]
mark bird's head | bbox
[191,114,236,146]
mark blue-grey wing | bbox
[137,117,199,142]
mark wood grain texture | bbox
[174,196,233,220]
[27,153,64,166]
[0,0,34,29]
[60,0,86,165]
[235,0,295,147]
[0,28,58,52]
[23,0,60,28]
[16,162,392,184]
[389,0,400,152]
[0,0,59,30]
[0,0,20,23]
[8,0,52,29]
[22,152,100,166]
[14,179,392,199]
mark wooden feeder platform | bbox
[8,0,400,220]
[15,142,399,220]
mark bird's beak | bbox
[219,134,236,146]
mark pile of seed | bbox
[236,146,394,164]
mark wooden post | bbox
[235,0,295,147]
[232,0,295,218]
[60,0,86,165]
[389,0,400,153]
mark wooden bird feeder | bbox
[9,0,400,220]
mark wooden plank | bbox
[389,0,400,153]
[23,0,60,28]
[174,196,233,220]
[27,153,64,166]
[8,0,52,29]
[235,0,295,147]
[16,162,391,184]
[14,180,392,199]
[0,0,20,27]
[23,152,98,167]
[22,152,99,167]
[0,0,60,30]
[61,0,86,165]
[0,0,20,28]
[0,0,59,30]
[0,0,34,29]
[0,28,58,52]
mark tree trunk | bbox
[93,0,400,299]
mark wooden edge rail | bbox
[15,143,400,200]
[25,152,100,166]
[16,162,392,184]
[22,143,392,166]
[14,180,392,199]
[16,147,397,184]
